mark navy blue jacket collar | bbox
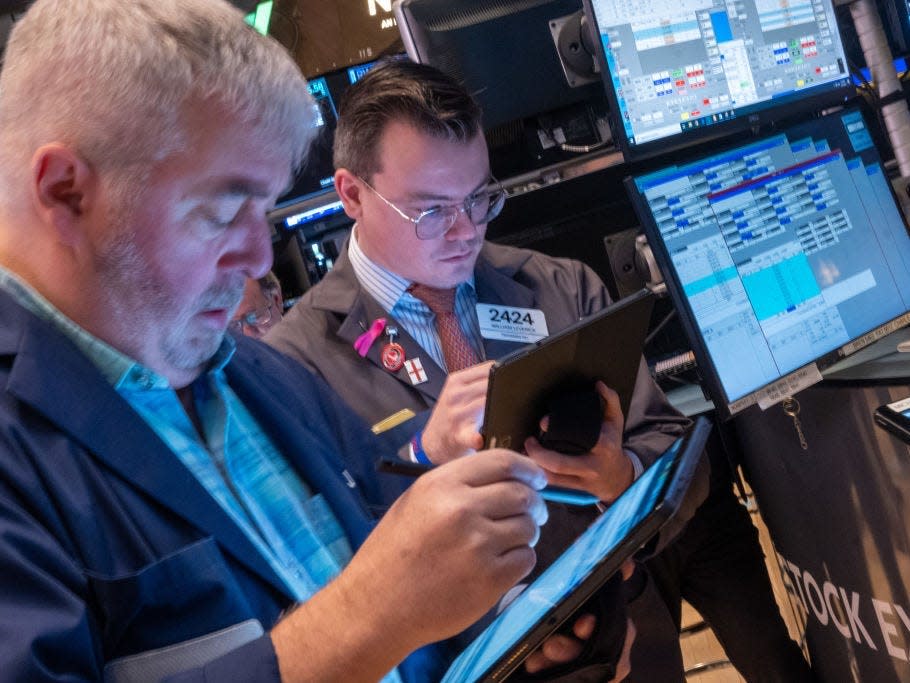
[0,291,375,598]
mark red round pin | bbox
[380,342,405,372]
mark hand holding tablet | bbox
[481,289,654,452]
[441,417,711,682]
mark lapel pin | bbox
[404,357,427,385]
[354,317,386,357]
[380,326,405,372]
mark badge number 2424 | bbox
[476,303,548,343]
[488,308,535,326]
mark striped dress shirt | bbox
[347,226,485,371]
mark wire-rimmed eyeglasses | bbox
[358,175,506,240]
[229,303,273,334]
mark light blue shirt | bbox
[348,226,485,371]
[0,267,404,683]
[117,351,354,603]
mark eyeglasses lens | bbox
[414,190,505,240]
[230,305,272,332]
[249,306,272,327]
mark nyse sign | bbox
[778,551,910,671]
[367,0,397,29]
[368,0,392,16]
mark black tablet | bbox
[441,417,711,683]
[481,289,655,451]
[874,395,910,445]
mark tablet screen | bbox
[442,431,693,683]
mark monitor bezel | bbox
[624,106,910,419]
[395,0,606,130]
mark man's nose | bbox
[222,211,273,279]
[445,208,479,240]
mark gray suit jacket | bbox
[267,240,691,469]
[267,240,708,682]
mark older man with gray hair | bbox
[0,2,565,681]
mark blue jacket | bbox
[0,290,441,682]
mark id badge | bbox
[476,303,548,343]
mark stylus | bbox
[376,457,600,506]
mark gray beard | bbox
[95,225,244,372]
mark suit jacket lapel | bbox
[474,250,541,361]
[314,250,448,403]
[226,347,376,549]
[311,245,554,403]
[2,300,291,598]
[339,293,448,400]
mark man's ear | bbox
[31,143,96,246]
[334,168,364,221]
[269,286,283,313]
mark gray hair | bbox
[0,0,316,202]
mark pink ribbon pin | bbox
[354,318,387,357]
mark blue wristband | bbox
[411,431,432,465]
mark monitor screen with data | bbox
[626,107,910,417]
[584,0,854,160]
[269,60,386,234]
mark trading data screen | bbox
[628,109,910,413]
[275,76,338,209]
[588,0,852,153]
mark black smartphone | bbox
[874,396,910,444]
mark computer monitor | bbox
[276,76,338,208]
[584,0,855,161]
[269,60,385,235]
[395,0,606,129]
[269,0,402,78]
[244,1,273,35]
[625,107,910,418]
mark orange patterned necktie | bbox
[408,283,480,372]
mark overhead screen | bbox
[584,0,854,160]
[276,75,339,211]
[626,107,910,418]
[270,0,402,78]
[244,1,274,34]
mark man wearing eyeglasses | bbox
[232,273,284,339]
[268,58,690,486]
[268,57,817,683]
[266,57,701,681]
